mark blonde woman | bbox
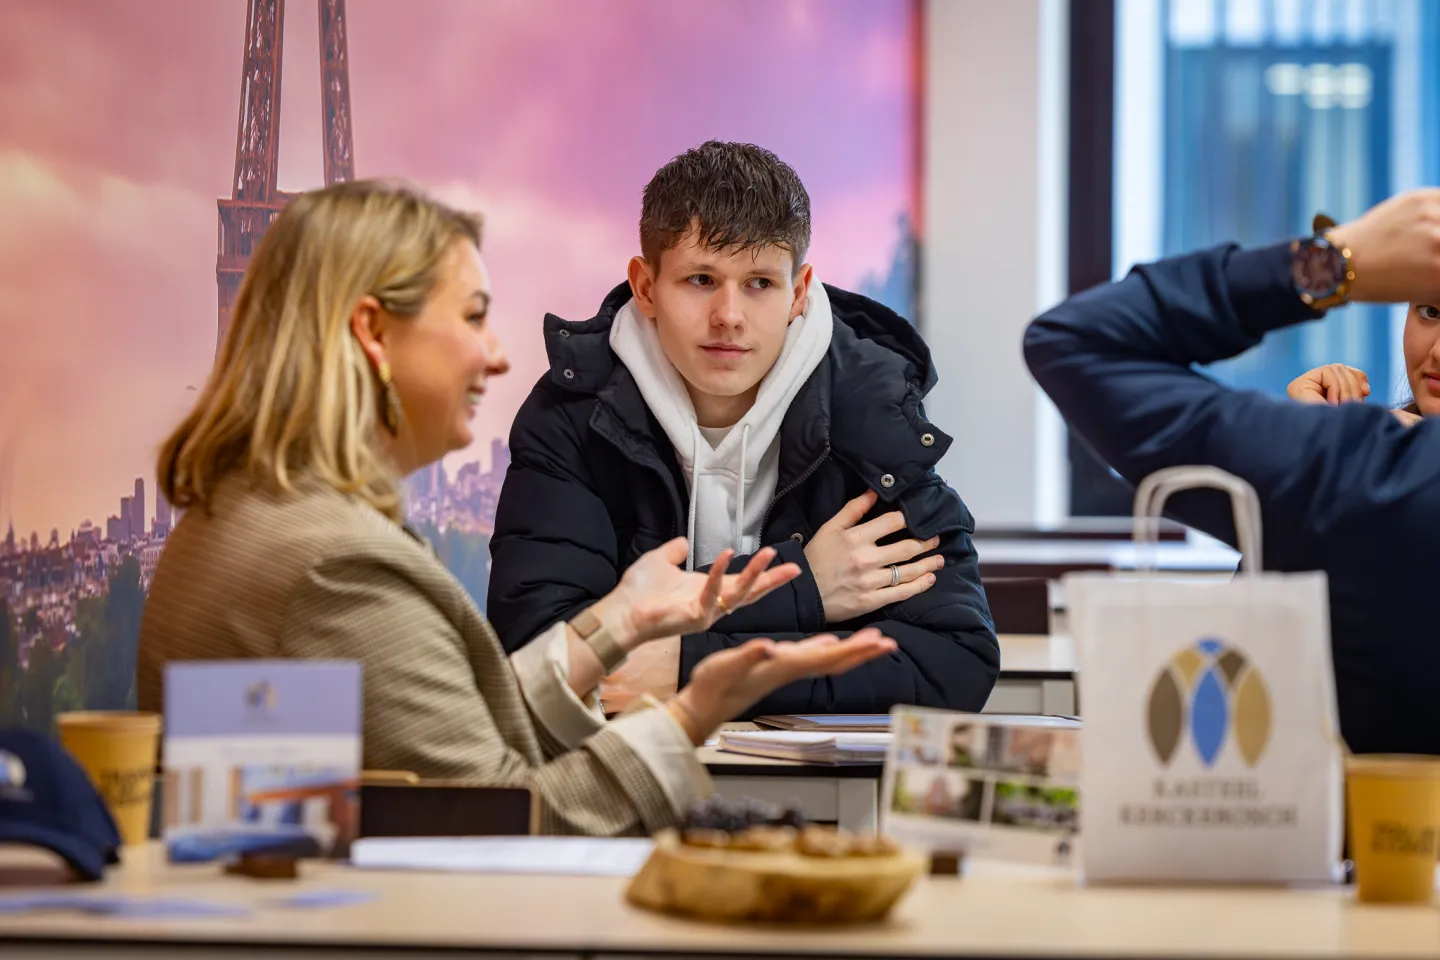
[137,179,894,836]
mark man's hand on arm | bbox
[804,489,943,623]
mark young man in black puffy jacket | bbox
[488,140,997,716]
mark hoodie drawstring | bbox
[684,421,752,571]
[735,423,750,558]
[685,422,703,571]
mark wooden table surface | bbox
[2,844,1437,959]
[995,632,1076,680]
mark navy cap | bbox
[0,729,122,881]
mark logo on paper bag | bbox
[244,680,276,714]
[1146,638,1271,768]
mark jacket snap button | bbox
[563,368,576,380]
[558,329,571,339]
[790,532,805,544]
[880,473,895,488]
[921,433,935,447]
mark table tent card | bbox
[161,660,362,863]
[880,706,1082,867]
[1064,466,1342,884]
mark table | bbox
[3,844,1437,959]
[975,516,1187,541]
[976,537,1240,580]
[703,635,1079,831]
[986,633,1077,716]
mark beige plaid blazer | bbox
[137,475,709,836]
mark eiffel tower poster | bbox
[216,0,355,358]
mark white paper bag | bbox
[1065,466,1342,884]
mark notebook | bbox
[751,714,892,733]
[716,730,892,765]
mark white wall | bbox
[1113,0,1162,279]
[922,0,1069,527]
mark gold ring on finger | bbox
[889,564,900,588]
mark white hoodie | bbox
[609,283,835,570]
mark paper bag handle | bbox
[1133,466,1261,575]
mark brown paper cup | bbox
[1346,755,1440,904]
[55,711,161,846]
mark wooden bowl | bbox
[625,829,926,925]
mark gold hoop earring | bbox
[377,360,403,436]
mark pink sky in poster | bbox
[0,0,918,541]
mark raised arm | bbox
[1023,210,1440,569]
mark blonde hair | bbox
[159,178,482,522]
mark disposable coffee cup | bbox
[55,711,161,846]
[1345,755,1440,905]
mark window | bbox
[1073,0,1438,516]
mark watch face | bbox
[1291,240,1345,299]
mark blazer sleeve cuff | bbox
[602,695,713,822]
[509,620,605,751]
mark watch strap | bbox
[569,606,628,673]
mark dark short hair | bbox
[639,140,811,274]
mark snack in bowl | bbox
[625,798,925,924]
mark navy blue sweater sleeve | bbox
[1024,242,1436,565]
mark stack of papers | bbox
[716,730,892,764]
[350,836,653,876]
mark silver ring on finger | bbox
[889,563,900,587]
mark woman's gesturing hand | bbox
[665,628,898,744]
[596,538,801,651]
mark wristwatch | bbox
[569,605,628,672]
[1290,212,1355,311]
